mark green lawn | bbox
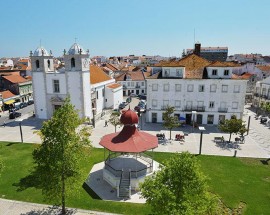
[0,142,270,215]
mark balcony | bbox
[218,107,228,113]
[123,85,127,89]
[254,93,259,97]
[183,106,205,112]
[135,85,140,88]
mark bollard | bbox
[234,150,237,157]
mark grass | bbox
[0,142,270,214]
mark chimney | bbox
[194,42,201,56]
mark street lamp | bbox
[246,113,251,135]
[198,126,205,155]
[17,118,23,143]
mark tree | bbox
[109,111,122,132]
[163,106,180,140]
[140,152,220,215]
[33,97,91,214]
[218,115,247,142]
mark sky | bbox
[1,0,270,58]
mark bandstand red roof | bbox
[99,109,158,153]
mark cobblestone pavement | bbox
[0,198,119,215]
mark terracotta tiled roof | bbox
[146,71,161,79]
[105,63,119,71]
[16,64,28,70]
[256,65,270,71]
[2,75,29,84]
[25,76,32,81]
[90,65,112,84]
[107,83,122,89]
[0,90,16,99]
[231,74,243,79]
[18,59,29,63]
[207,61,240,67]
[115,71,145,81]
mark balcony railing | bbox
[135,85,140,88]
[218,107,228,113]
[183,106,205,112]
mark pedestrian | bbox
[3,120,6,127]
[105,120,108,127]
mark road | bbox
[0,104,34,126]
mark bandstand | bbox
[99,108,158,198]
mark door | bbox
[123,91,126,96]
[152,112,157,123]
[136,90,139,95]
[197,114,203,124]
[207,115,214,124]
[186,114,192,125]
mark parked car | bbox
[9,112,22,119]
[260,117,269,124]
[20,102,28,108]
[28,99,34,105]
[129,93,137,97]
[119,103,126,110]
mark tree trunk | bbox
[61,172,66,215]
[229,133,232,142]
[169,129,172,140]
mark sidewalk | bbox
[0,198,119,215]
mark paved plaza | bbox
[0,105,270,158]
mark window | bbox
[209,101,214,108]
[175,100,181,108]
[224,69,229,76]
[152,84,158,91]
[199,85,204,92]
[96,91,99,99]
[222,85,228,92]
[127,82,130,87]
[131,82,134,87]
[207,115,214,124]
[53,80,60,93]
[210,84,217,92]
[141,81,144,86]
[102,88,105,97]
[36,60,40,69]
[152,99,157,107]
[71,58,75,68]
[212,69,217,75]
[197,101,204,107]
[163,100,169,108]
[175,84,181,92]
[187,84,193,92]
[232,102,238,109]
[234,85,240,93]
[164,69,170,77]
[176,69,182,77]
[163,84,169,92]
[47,60,50,69]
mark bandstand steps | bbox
[119,172,131,198]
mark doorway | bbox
[186,114,192,125]
[197,114,203,124]
[152,112,157,123]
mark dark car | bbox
[9,112,22,119]
[260,117,268,124]
[27,100,34,105]
[119,103,126,110]
[20,102,28,108]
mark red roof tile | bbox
[2,75,29,84]
[107,83,122,89]
[0,90,16,99]
[90,65,112,84]
[115,71,145,81]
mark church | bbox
[31,43,123,120]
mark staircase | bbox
[118,170,131,198]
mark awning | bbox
[4,99,15,105]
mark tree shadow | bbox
[20,205,77,215]
[12,170,42,191]
[260,158,270,165]
[82,182,101,200]
[6,142,20,146]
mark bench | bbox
[214,137,223,143]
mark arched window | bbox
[36,60,40,69]
[71,58,75,68]
[47,60,50,69]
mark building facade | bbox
[146,54,247,125]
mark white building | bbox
[253,76,270,109]
[31,43,122,120]
[146,54,248,125]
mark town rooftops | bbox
[106,83,122,89]
[256,65,270,72]
[90,65,112,84]
[2,74,29,84]
[0,90,16,99]
[115,70,145,81]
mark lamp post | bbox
[247,113,251,135]
[198,126,205,155]
[17,119,23,143]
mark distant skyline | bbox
[1,0,270,58]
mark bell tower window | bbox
[71,58,75,68]
[47,60,51,69]
[36,60,40,69]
